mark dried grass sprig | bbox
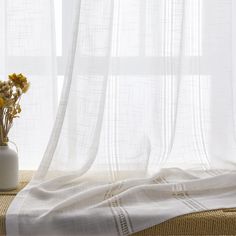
[0,73,30,146]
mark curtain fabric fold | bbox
[6,0,236,235]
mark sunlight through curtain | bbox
[6,0,236,235]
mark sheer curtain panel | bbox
[0,0,57,169]
[6,0,236,235]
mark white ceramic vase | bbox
[0,145,18,190]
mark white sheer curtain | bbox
[0,0,57,169]
[6,0,236,235]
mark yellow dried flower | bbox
[22,82,30,93]
[9,73,28,89]
[8,73,18,82]
[0,97,5,108]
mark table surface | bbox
[1,171,236,236]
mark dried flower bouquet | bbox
[0,73,30,146]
